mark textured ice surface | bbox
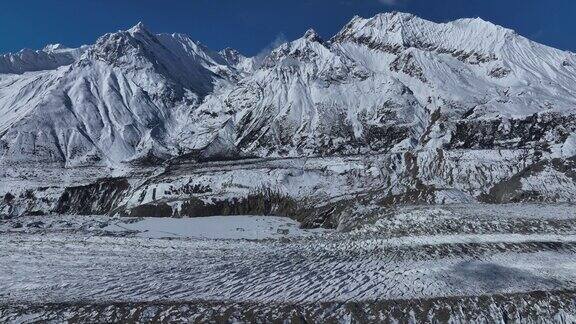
[1,205,576,304]
[2,204,576,321]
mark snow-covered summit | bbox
[219,48,244,65]
[303,29,323,43]
[218,47,256,75]
[43,43,68,52]
[331,11,515,60]
[128,21,149,34]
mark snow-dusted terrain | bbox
[1,11,576,323]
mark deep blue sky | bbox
[1,0,575,55]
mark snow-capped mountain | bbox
[3,13,576,166]
[0,22,240,167]
[1,13,576,218]
[183,12,576,158]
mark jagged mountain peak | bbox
[219,47,245,65]
[125,21,161,42]
[303,29,323,43]
[0,43,85,74]
[89,24,228,71]
[128,21,150,34]
[341,11,415,29]
[189,11,576,160]
[260,28,332,67]
[220,47,242,56]
[338,11,508,37]
[219,47,256,75]
[87,23,239,94]
[90,22,167,60]
[89,26,152,63]
[335,11,418,36]
[454,16,509,29]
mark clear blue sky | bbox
[1,0,575,55]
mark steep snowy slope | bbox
[0,23,239,167]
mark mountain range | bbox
[1,12,575,221]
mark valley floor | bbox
[1,204,576,323]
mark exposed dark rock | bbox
[390,52,427,82]
[489,67,511,78]
[123,190,345,229]
[3,193,15,204]
[129,202,173,218]
[26,221,44,228]
[55,178,130,215]
[447,112,576,150]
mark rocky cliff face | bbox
[1,13,575,220]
